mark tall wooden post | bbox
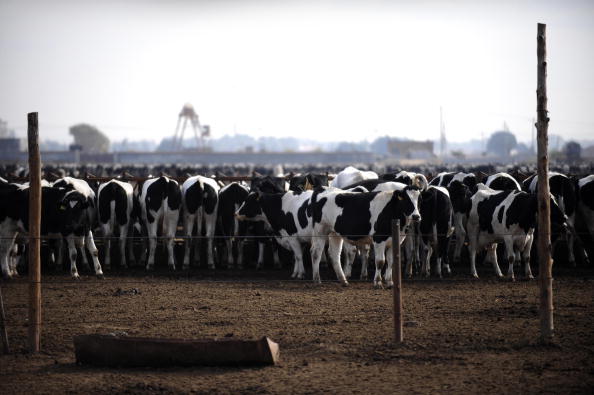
[536,23,553,343]
[392,219,403,343]
[28,112,42,352]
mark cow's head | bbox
[393,186,421,223]
[236,192,265,222]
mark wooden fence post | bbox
[392,219,403,343]
[28,112,42,353]
[536,23,554,343]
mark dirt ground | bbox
[1,260,594,394]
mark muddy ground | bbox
[1,258,594,394]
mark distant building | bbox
[387,139,435,158]
[0,138,21,153]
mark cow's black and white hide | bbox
[444,180,474,266]
[0,185,100,279]
[466,184,567,280]
[523,172,588,265]
[97,179,135,269]
[418,186,454,278]
[381,170,429,191]
[51,177,103,277]
[181,175,220,269]
[430,171,477,192]
[577,175,594,242]
[289,173,329,192]
[139,176,182,270]
[485,172,522,191]
[218,182,250,268]
[308,186,421,287]
[249,175,288,269]
[329,166,378,189]
[236,190,315,279]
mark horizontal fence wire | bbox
[1,312,389,328]
[0,231,587,241]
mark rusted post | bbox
[392,219,403,343]
[536,23,553,343]
[28,112,42,352]
[0,285,9,354]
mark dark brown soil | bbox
[1,263,594,394]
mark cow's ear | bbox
[58,202,67,211]
[396,190,405,201]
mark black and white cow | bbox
[430,174,477,266]
[577,175,594,241]
[0,185,100,279]
[181,175,220,269]
[249,175,288,269]
[485,172,522,191]
[236,189,316,279]
[330,166,378,189]
[218,182,250,268]
[309,186,421,287]
[97,179,135,269]
[52,177,103,277]
[466,184,567,279]
[418,186,454,278]
[523,172,588,265]
[139,176,182,270]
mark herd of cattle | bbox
[1,166,593,287]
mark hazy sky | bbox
[1,0,593,146]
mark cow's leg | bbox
[486,243,503,278]
[286,238,305,279]
[256,241,265,269]
[453,217,466,265]
[145,220,158,271]
[503,238,515,280]
[102,225,112,270]
[74,235,90,271]
[342,244,356,279]
[204,213,217,269]
[49,236,62,268]
[66,236,80,279]
[468,231,479,279]
[118,224,129,269]
[164,210,179,271]
[385,243,396,288]
[359,245,370,280]
[421,240,432,277]
[373,242,387,288]
[0,233,17,279]
[85,231,103,278]
[403,235,413,279]
[310,236,326,284]
[272,242,281,269]
[225,238,234,268]
[522,233,535,279]
[126,225,137,267]
[327,234,347,286]
[182,214,195,270]
[194,210,204,266]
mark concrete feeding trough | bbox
[74,334,279,367]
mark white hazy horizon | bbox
[1,0,593,146]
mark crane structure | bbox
[170,103,210,151]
